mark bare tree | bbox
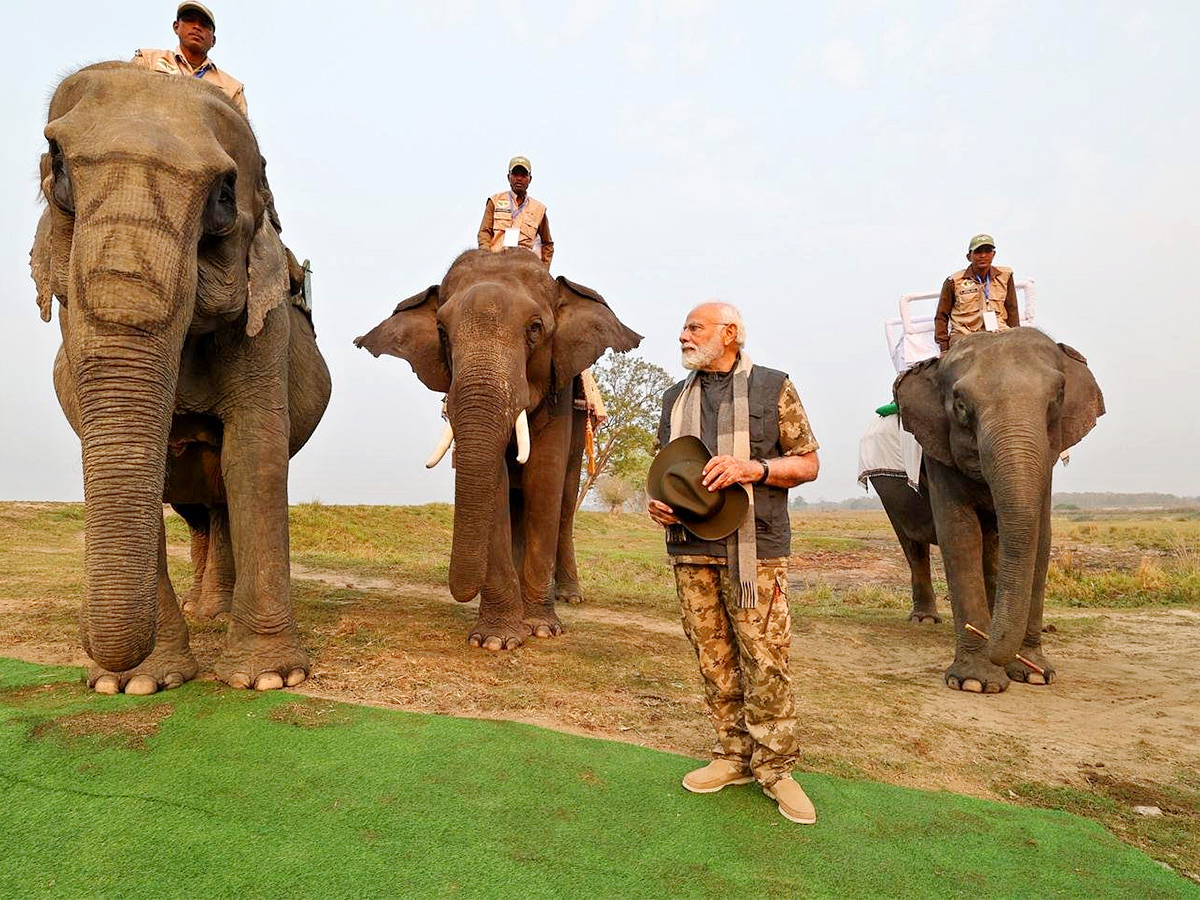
[576,351,674,511]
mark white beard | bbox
[681,336,724,371]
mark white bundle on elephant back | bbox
[30,62,331,695]
[355,249,641,651]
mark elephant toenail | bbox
[254,672,284,691]
[285,668,307,687]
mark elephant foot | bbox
[467,620,527,651]
[524,615,564,639]
[214,633,309,691]
[87,647,199,696]
[1007,648,1056,685]
[555,581,584,604]
[944,656,1010,694]
[908,608,942,625]
[182,588,232,619]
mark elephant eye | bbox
[202,171,238,237]
[952,397,972,427]
[526,318,545,345]
[47,141,74,215]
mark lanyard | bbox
[508,191,526,220]
[973,271,991,300]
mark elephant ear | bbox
[551,276,642,390]
[353,286,451,392]
[1054,342,1105,454]
[30,207,54,323]
[246,216,289,338]
[895,358,953,467]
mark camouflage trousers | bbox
[673,560,798,786]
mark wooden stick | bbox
[963,622,1047,677]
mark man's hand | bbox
[702,455,762,490]
[647,499,679,526]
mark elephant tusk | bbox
[426,422,454,468]
[515,409,530,464]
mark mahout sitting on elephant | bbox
[30,63,331,694]
[894,327,1103,692]
[355,249,641,650]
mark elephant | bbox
[29,63,331,694]
[894,327,1103,693]
[355,249,641,650]
[867,473,942,625]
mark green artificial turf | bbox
[0,658,1194,900]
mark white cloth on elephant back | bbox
[857,413,922,491]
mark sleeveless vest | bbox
[657,365,792,559]
[949,265,1014,337]
[488,192,547,254]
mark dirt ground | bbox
[3,512,1197,878]
[10,546,1196,797]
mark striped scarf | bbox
[668,353,758,607]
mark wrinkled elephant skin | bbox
[30,63,331,694]
[895,328,1103,692]
[356,250,641,650]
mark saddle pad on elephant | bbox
[884,279,1038,373]
[857,413,922,491]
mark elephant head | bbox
[355,249,640,601]
[895,327,1104,665]
[29,63,290,673]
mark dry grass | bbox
[1,502,1198,881]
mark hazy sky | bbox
[3,0,1197,504]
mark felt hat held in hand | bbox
[647,436,750,541]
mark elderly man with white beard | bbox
[646,301,821,824]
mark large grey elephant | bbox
[30,63,331,694]
[894,327,1103,692]
[355,249,640,650]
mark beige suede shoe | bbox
[681,759,754,793]
[763,776,817,824]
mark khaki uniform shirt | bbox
[669,377,818,566]
[934,265,1019,351]
[131,47,247,115]
[477,192,554,268]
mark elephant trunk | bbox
[445,367,525,602]
[980,422,1051,666]
[70,241,191,672]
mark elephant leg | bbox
[212,320,308,691]
[926,462,1009,693]
[173,503,209,616]
[873,475,939,624]
[898,535,939,624]
[981,513,1000,619]
[1009,496,1056,685]
[194,506,235,618]
[519,409,571,638]
[470,464,527,651]
[89,519,199,695]
[554,404,587,604]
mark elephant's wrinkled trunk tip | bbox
[426,422,454,468]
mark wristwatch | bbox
[754,458,770,484]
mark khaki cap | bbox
[177,2,216,29]
[968,233,996,252]
[508,155,532,174]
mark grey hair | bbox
[710,301,746,348]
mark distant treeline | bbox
[790,491,1200,511]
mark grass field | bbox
[1,502,1198,895]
